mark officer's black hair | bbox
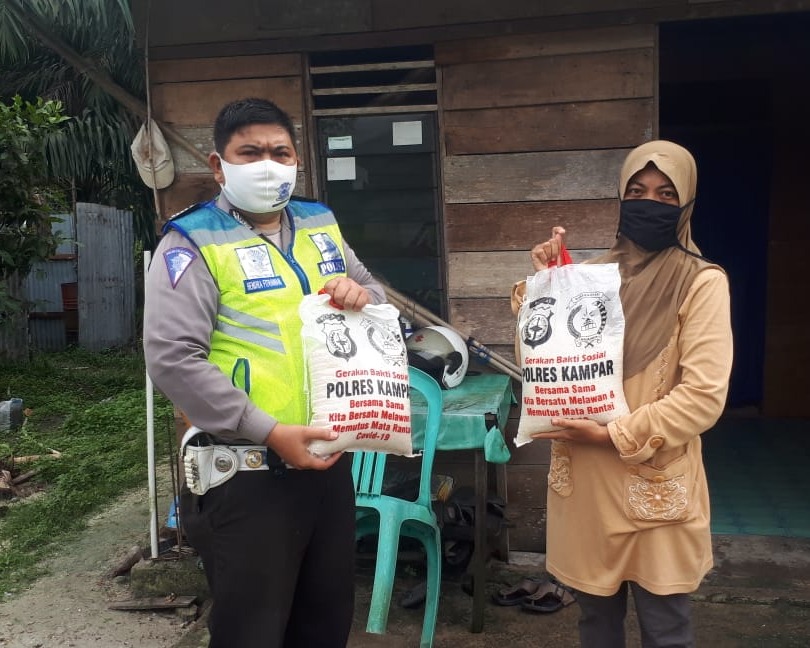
[213,98,296,154]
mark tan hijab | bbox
[590,140,718,378]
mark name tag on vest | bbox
[237,245,286,293]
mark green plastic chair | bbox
[352,366,443,648]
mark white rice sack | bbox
[515,263,630,447]
[300,293,412,456]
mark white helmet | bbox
[406,325,469,389]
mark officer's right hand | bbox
[264,423,343,470]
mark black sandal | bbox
[491,576,551,606]
[520,580,577,613]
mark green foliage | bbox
[0,0,157,248]
[0,349,174,593]
[0,95,68,318]
[0,0,134,64]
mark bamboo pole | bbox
[384,286,522,381]
[385,290,520,378]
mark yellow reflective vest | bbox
[165,198,348,425]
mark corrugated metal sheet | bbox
[76,203,135,351]
[24,206,135,353]
[52,213,76,256]
[25,258,76,352]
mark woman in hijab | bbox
[512,140,733,647]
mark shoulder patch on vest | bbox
[163,246,197,288]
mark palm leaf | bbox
[0,0,155,244]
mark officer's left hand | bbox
[530,417,613,447]
[323,277,370,311]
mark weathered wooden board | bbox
[447,250,602,299]
[372,0,679,32]
[138,0,371,49]
[502,463,549,551]
[445,200,618,252]
[152,77,302,126]
[443,98,654,155]
[436,24,655,65]
[157,174,220,222]
[169,125,306,175]
[444,149,630,203]
[157,170,311,225]
[441,49,653,111]
[108,595,196,610]
[446,298,515,344]
[167,127,214,174]
[149,54,302,83]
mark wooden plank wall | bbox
[435,24,657,551]
[148,54,307,223]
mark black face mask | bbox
[617,199,683,252]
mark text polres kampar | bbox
[521,351,618,416]
[321,371,411,434]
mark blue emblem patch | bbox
[163,247,197,288]
[309,233,346,276]
[235,244,286,293]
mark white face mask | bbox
[218,156,297,214]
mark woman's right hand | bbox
[530,226,566,271]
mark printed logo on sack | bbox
[567,292,609,348]
[310,233,346,276]
[364,319,407,367]
[522,297,557,348]
[236,244,286,293]
[317,312,357,360]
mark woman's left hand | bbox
[530,417,613,447]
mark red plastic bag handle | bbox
[317,288,343,309]
[547,242,573,268]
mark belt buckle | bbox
[244,449,265,469]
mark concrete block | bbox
[129,556,210,601]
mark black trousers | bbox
[180,454,356,648]
[576,581,695,648]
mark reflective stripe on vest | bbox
[167,199,347,425]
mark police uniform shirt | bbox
[143,195,386,445]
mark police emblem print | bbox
[317,312,357,360]
[364,318,407,367]
[522,296,556,348]
[567,292,609,348]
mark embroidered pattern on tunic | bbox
[654,338,673,401]
[627,474,688,521]
[548,442,573,496]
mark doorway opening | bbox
[660,13,810,537]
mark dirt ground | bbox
[1,468,809,648]
[0,469,189,648]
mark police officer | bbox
[143,97,385,648]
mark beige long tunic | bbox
[522,267,732,596]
